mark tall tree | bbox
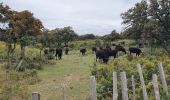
[121,0,170,54]
[62,26,78,46]
[102,30,121,41]
[0,3,17,69]
[51,26,78,46]
[147,0,170,53]
[13,11,43,60]
[121,1,148,41]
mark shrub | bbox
[91,49,170,100]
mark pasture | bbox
[0,41,100,100]
[1,0,170,99]
[0,39,170,100]
[28,50,95,100]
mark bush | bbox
[91,50,170,100]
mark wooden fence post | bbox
[32,92,40,100]
[131,75,135,100]
[152,74,160,100]
[121,71,128,100]
[61,83,67,100]
[113,72,118,100]
[158,63,169,96]
[137,64,148,100]
[90,76,97,100]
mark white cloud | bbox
[2,0,141,35]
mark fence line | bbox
[121,71,128,100]
[61,83,67,100]
[90,76,97,100]
[152,74,160,100]
[31,62,169,100]
[131,75,135,100]
[113,72,118,100]
[32,92,40,100]
[158,62,169,96]
[137,64,149,100]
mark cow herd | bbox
[44,44,143,64]
[80,45,143,64]
[94,45,142,64]
[44,47,69,60]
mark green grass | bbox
[28,50,96,100]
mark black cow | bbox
[96,50,109,64]
[108,50,118,58]
[129,47,142,56]
[96,47,118,64]
[80,48,86,56]
[56,48,63,60]
[92,47,97,53]
[44,48,48,55]
[115,45,126,54]
[65,47,69,55]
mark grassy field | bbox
[0,40,98,99]
[28,50,96,100]
[0,40,170,100]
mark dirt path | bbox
[29,50,95,100]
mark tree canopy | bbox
[121,0,170,54]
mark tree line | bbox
[0,0,170,70]
[121,0,170,54]
[0,3,121,70]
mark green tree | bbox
[51,26,78,46]
[14,11,43,59]
[147,0,170,54]
[0,3,17,69]
[121,0,170,54]
[62,26,78,46]
[12,10,43,71]
[102,30,121,44]
[79,34,96,40]
[121,1,148,40]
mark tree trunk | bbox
[16,44,25,71]
[39,48,42,59]
[20,45,25,60]
[7,43,16,70]
[7,44,12,69]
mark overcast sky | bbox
[2,0,141,35]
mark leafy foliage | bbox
[91,49,170,100]
[121,0,170,55]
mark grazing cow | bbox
[115,45,126,54]
[129,47,142,56]
[56,48,63,60]
[80,48,87,56]
[96,47,118,64]
[92,47,97,53]
[65,47,69,55]
[108,50,118,58]
[44,48,48,55]
[96,50,109,64]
